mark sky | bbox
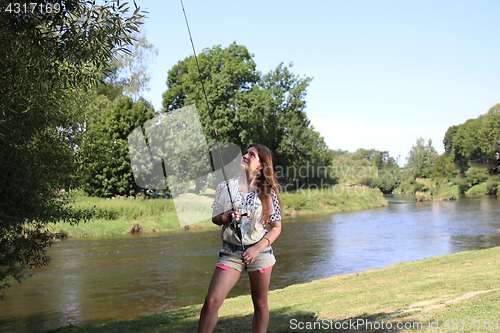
[135,0,499,166]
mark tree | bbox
[163,43,260,146]
[109,33,158,101]
[428,153,459,179]
[443,125,459,154]
[451,117,487,169]
[331,148,401,193]
[404,138,437,178]
[0,0,144,297]
[78,96,155,197]
[258,63,333,187]
[162,43,333,188]
[479,103,500,170]
[443,103,500,172]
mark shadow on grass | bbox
[266,309,415,333]
[45,307,418,333]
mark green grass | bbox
[50,187,388,238]
[281,185,387,215]
[394,178,460,202]
[45,246,500,333]
[466,183,488,196]
[416,185,460,202]
[49,192,188,237]
[395,175,499,201]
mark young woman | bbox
[198,143,282,333]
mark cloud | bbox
[310,118,447,164]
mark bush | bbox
[464,167,490,186]
[392,180,426,194]
[485,176,499,195]
[466,183,488,196]
[415,191,431,201]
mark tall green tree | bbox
[162,43,333,187]
[404,138,437,178]
[444,104,500,171]
[258,63,332,178]
[479,103,500,169]
[451,117,487,168]
[428,153,459,178]
[0,0,144,297]
[163,43,260,146]
[443,125,459,154]
[109,33,158,101]
[79,96,155,197]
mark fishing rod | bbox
[180,0,244,248]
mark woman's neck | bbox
[241,171,259,193]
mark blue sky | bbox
[136,0,499,165]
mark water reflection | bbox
[1,195,500,333]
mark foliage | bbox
[48,189,181,237]
[427,153,459,179]
[403,138,437,179]
[464,167,490,186]
[0,0,144,297]
[485,176,499,195]
[395,178,459,201]
[399,104,500,199]
[48,186,388,238]
[258,64,332,183]
[108,33,158,101]
[393,180,426,194]
[465,183,488,196]
[331,148,401,193]
[444,103,500,172]
[281,186,387,214]
[78,96,155,197]
[161,43,334,188]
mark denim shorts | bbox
[216,241,276,273]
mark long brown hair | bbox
[246,144,282,225]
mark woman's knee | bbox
[203,294,224,312]
[251,297,268,312]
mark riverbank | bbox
[45,246,500,332]
[394,173,499,202]
[49,186,388,238]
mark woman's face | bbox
[242,146,262,174]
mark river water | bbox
[1,195,500,332]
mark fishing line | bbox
[180,0,242,237]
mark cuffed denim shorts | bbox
[216,241,276,273]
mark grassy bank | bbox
[395,178,461,202]
[50,186,388,238]
[46,246,500,332]
[394,169,499,202]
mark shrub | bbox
[466,183,487,196]
[485,176,499,195]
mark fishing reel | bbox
[229,212,239,230]
[228,211,249,230]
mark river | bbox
[1,195,500,332]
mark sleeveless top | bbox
[212,177,281,246]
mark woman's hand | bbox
[229,210,241,222]
[212,210,241,225]
[241,246,260,265]
[242,221,281,265]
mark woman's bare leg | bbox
[198,267,242,333]
[248,268,272,333]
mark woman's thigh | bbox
[205,267,242,304]
[248,268,272,303]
